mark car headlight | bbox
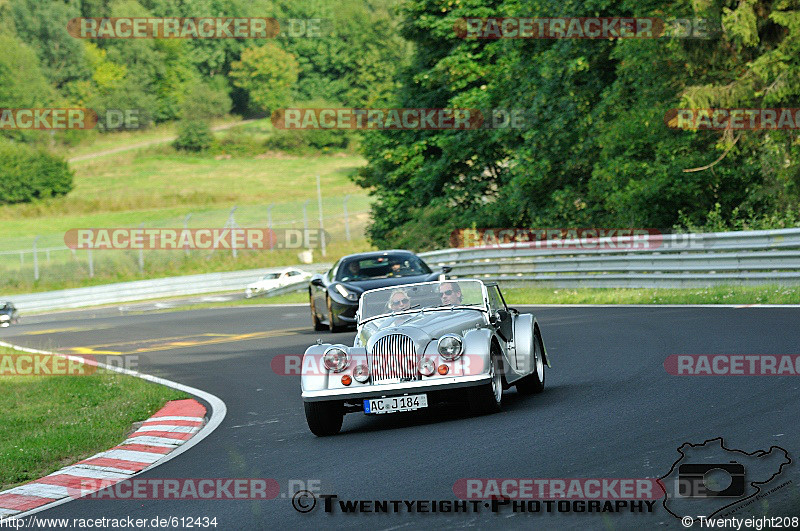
[353,363,370,383]
[334,284,359,302]
[438,334,463,361]
[323,346,349,372]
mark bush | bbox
[173,120,213,151]
[0,141,73,204]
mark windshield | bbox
[336,254,432,282]
[358,280,487,322]
[261,273,280,280]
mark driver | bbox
[345,261,361,279]
[387,289,412,311]
[438,282,462,305]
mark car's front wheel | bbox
[310,293,326,331]
[304,401,343,436]
[467,349,503,415]
[516,328,545,395]
[327,296,345,333]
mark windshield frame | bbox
[356,279,489,325]
[336,253,432,282]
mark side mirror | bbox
[442,266,453,274]
[489,311,500,327]
[310,277,324,287]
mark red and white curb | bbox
[0,341,227,521]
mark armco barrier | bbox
[419,228,800,288]
[8,228,800,313]
[10,264,330,313]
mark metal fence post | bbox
[343,195,351,241]
[88,248,94,278]
[228,206,238,259]
[184,213,192,256]
[33,236,40,281]
[303,200,309,234]
[138,223,145,274]
[316,175,326,257]
[267,203,274,251]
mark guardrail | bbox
[8,227,800,313]
[10,265,330,313]
[419,228,800,288]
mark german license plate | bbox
[364,394,428,414]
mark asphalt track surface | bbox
[2,305,799,529]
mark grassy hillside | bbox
[0,121,374,293]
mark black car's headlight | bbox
[323,346,349,372]
[334,284,359,302]
[438,334,463,361]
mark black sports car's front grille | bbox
[370,334,417,383]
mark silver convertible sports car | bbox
[301,279,549,436]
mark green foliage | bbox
[173,120,213,151]
[181,80,232,120]
[0,140,74,204]
[230,43,299,114]
[357,0,800,249]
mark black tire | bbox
[327,296,345,333]
[516,328,545,395]
[304,401,343,436]
[310,293,326,331]
[467,349,503,415]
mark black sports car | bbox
[309,250,450,332]
[0,301,19,327]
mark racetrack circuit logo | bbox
[64,228,329,250]
[659,438,792,522]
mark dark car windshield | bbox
[336,254,432,281]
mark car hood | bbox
[362,309,486,350]
[340,273,438,292]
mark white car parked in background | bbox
[245,268,312,298]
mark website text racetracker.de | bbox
[317,495,657,514]
[0,516,218,529]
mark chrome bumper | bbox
[301,374,491,402]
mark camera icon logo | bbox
[676,462,745,497]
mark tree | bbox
[230,43,299,114]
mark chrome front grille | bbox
[370,334,417,383]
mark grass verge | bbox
[0,347,189,490]
[501,285,800,305]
